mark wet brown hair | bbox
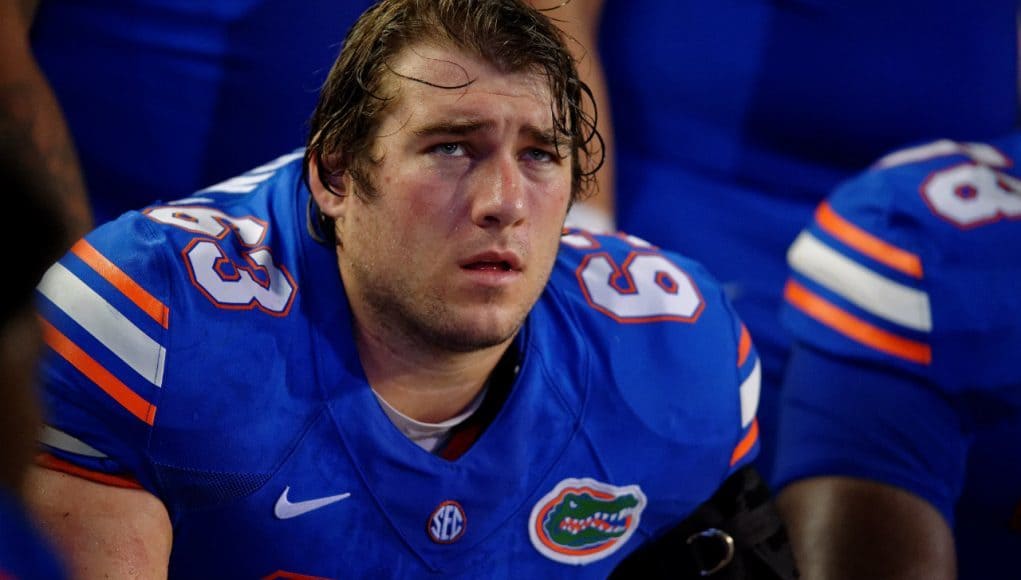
[304,0,602,238]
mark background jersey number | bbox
[922,163,1021,228]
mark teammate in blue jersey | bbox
[0,159,69,579]
[544,0,1020,481]
[773,135,1021,579]
[23,1,789,577]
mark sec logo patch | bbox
[528,478,647,565]
[427,500,466,544]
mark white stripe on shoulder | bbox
[39,425,108,458]
[739,360,760,428]
[874,139,1010,169]
[38,263,167,387]
[788,232,932,332]
[247,150,305,175]
[198,151,304,194]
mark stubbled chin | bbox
[428,324,520,353]
[428,305,526,352]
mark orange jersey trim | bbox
[36,453,142,490]
[730,419,759,466]
[71,239,170,329]
[815,201,923,279]
[737,325,752,367]
[40,317,157,425]
[785,280,932,365]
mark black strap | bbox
[610,466,799,579]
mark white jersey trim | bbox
[38,263,167,387]
[739,360,761,429]
[874,139,1010,169]
[198,150,304,194]
[788,232,932,333]
[39,425,108,458]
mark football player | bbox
[25,1,788,577]
[775,135,1021,578]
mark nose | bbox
[469,153,526,229]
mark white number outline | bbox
[568,231,704,324]
[919,161,1021,229]
[145,206,298,316]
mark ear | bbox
[307,153,352,220]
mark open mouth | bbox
[463,260,514,271]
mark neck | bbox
[354,320,515,424]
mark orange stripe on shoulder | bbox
[784,280,932,365]
[815,201,923,279]
[730,419,758,466]
[36,453,142,490]
[71,239,169,329]
[40,317,157,425]
[737,325,752,367]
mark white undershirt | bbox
[373,386,489,453]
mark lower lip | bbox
[459,266,521,286]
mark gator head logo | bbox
[528,477,647,565]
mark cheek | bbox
[399,178,462,229]
[533,191,571,248]
[350,196,439,255]
[405,190,441,217]
[534,182,572,222]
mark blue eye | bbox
[525,148,554,162]
[433,143,466,157]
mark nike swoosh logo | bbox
[274,486,352,520]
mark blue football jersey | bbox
[600,0,1019,480]
[31,0,374,224]
[775,136,1021,579]
[36,154,761,577]
[0,487,68,579]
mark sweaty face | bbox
[328,43,573,352]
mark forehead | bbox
[381,42,555,129]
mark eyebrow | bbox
[413,120,494,138]
[524,126,565,149]
[412,120,566,149]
